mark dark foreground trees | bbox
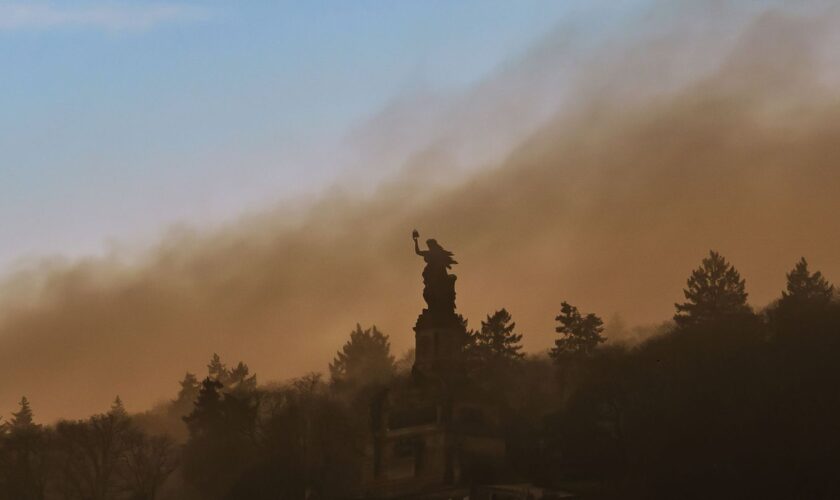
[534,253,840,499]
[0,398,177,500]
[0,398,49,500]
[225,375,365,500]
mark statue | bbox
[413,230,458,327]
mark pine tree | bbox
[10,396,34,428]
[170,372,202,418]
[176,372,201,403]
[551,302,605,360]
[329,324,395,389]
[207,353,230,386]
[183,377,225,437]
[674,250,751,328]
[109,396,127,418]
[4,397,46,499]
[468,309,524,362]
[228,362,257,394]
[780,257,834,307]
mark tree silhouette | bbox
[780,257,833,307]
[229,373,365,499]
[109,396,127,419]
[207,353,230,386]
[177,372,200,400]
[11,397,34,429]
[329,324,395,390]
[170,372,201,420]
[122,432,178,500]
[53,411,134,500]
[181,377,257,498]
[183,377,224,437]
[551,302,605,360]
[468,309,524,362]
[228,361,258,394]
[674,250,750,327]
[1,396,48,500]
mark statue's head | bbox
[426,239,440,250]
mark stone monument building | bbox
[360,231,506,498]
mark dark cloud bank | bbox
[2,4,840,421]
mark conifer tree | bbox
[110,396,127,418]
[674,250,750,327]
[176,372,201,403]
[169,372,202,419]
[551,302,605,360]
[10,397,34,428]
[329,324,395,389]
[228,362,257,394]
[468,308,524,362]
[780,257,834,307]
[183,377,225,437]
[207,353,230,385]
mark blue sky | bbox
[0,1,639,270]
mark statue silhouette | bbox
[413,230,458,327]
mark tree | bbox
[52,412,135,500]
[674,250,750,327]
[11,397,34,429]
[770,258,838,349]
[207,353,231,386]
[109,396,127,419]
[181,377,257,498]
[780,257,833,307]
[177,372,200,401]
[228,361,258,394]
[170,372,201,419]
[551,302,605,360]
[228,374,365,499]
[329,324,395,390]
[183,377,225,438]
[1,398,49,500]
[121,433,178,500]
[468,309,525,362]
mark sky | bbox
[0,0,642,271]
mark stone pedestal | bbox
[357,236,506,498]
[414,325,463,377]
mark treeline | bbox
[0,396,177,500]
[2,251,839,499]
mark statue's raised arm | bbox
[412,229,426,256]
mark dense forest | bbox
[1,251,838,499]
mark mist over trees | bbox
[2,251,840,498]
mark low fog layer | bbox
[2,4,840,421]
